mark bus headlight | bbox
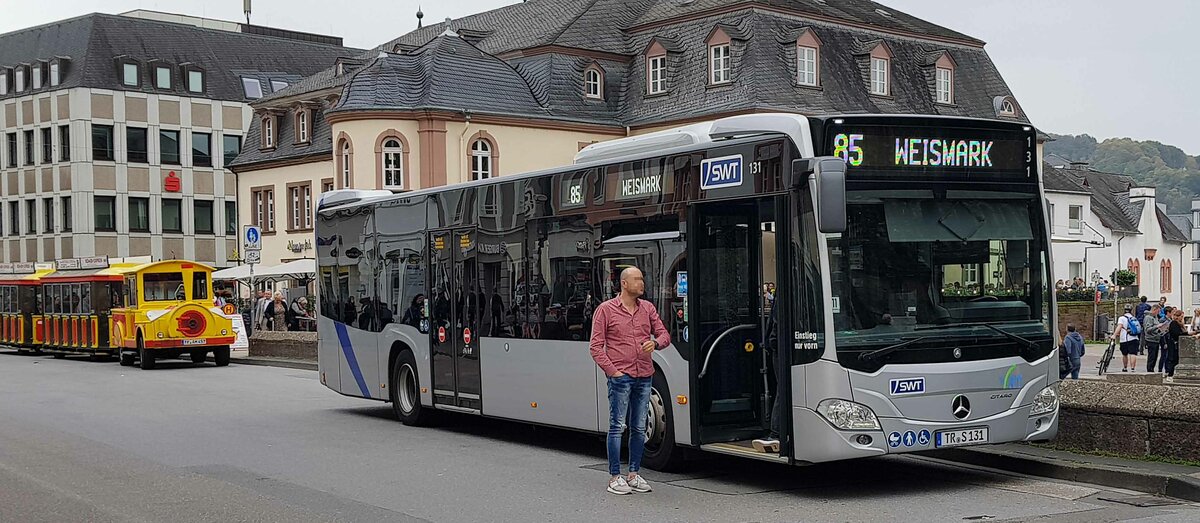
[1030,386,1058,416]
[817,399,881,431]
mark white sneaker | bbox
[607,476,632,495]
[628,474,652,493]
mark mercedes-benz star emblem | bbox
[951,395,971,420]
[953,347,963,359]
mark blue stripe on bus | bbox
[334,322,372,398]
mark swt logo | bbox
[700,155,743,190]
[889,377,925,396]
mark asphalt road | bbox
[2,351,1198,523]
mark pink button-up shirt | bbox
[589,297,671,378]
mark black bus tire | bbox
[391,350,434,427]
[138,337,156,370]
[641,371,685,472]
[213,347,231,367]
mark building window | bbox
[195,200,214,234]
[296,110,309,143]
[1128,258,1141,286]
[322,179,334,193]
[262,117,274,149]
[23,130,34,166]
[271,79,289,92]
[59,125,70,162]
[797,45,818,87]
[1000,99,1016,116]
[1161,260,1173,293]
[128,197,150,232]
[382,138,404,188]
[223,135,242,166]
[49,63,60,86]
[61,196,71,232]
[242,77,263,99]
[122,63,139,87]
[1068,205,1082,233]
[962,264,979,284]
[7,202,17,236]
[187,70,204,93]
[710,44,731,84]
[0,72,7,95]
[127,127,149,163]
[32,65,42,89]
[338,139,353,188]
[16,67,25,91]
[192,132,212,167]
[162,198,183,233]
[92,124,114,162]
[41,127,52,163]
[870,57,889,95]
[288,183,313,231]
[471,139,493,180]
[648,55,667,94]
[25,200,36,234]
[936,67,953,104]
[160,130,180,165]
[1193,273,1200,293]
[155,66,171,89]
[252,187,275,232]
[42,197,53,233]
[1069,261,1083,280]
[225,201,237,235]
[585,68,603,99]
[5,133,15,167]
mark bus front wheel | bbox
[391,350,434,427]
[641,371,684,472]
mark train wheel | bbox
[138,336,156,370]
[190,351,207,364]
[213,347,230,367]
[52,353,65,359]
[119,349,135,367]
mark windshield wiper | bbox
[858,336,931,362]
[914,322,1040,355]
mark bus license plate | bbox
[935,427,988,448]
[182,339,207,346]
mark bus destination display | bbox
[830,126,1033,176]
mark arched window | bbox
[585,67,603,99]
[382,138,404,188]
[1128,258,1141,286]
[337,138,353,188]
[1161,260,1173,293]
[471,138,493,180]
[1001,100,1016,116]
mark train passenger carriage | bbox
[0,265,53,354]
[39,258,138,359]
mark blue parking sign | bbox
[676,272,688,297]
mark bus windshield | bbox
[826,188,1050,352]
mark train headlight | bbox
[221,329,228,335]
[156,332,164,339]
[1030,386,1058,416]
[817,399,881,431]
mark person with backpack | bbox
[1061,324,1085,379]
[1111,304,1141,372]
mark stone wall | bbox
[248,331,317,360]
[1049,379,1200,462]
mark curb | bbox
[925,447,1200,503]
[233,357,317,371]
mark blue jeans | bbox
[1068,356,1081,379]
[607,374,652,476]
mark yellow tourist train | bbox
[0,257,235,369]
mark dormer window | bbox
[862,41,894,96]
[707,27,732,85]
[242,77,263,99]
[1001,100,1016,115]
[49,63,60,86]
[584,66,603,99]
[155,66,171,89]
[32,64,42,89]
[936,68,953,104]
[648,55,667,94]
[870,57,889,95]
[795,29,822,87]
[0,71,7,95]
[15,67,25,92]
[295,109,309,144]
[261,116,275,149]
[187,69,205,93]
[271,80,289,92]
[122,63,139,87]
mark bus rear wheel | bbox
[641,371,684,472]
[391,350,433,426]
[213,347,231,367]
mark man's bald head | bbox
[619,266,646,299]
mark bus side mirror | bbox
[793,157,847,234]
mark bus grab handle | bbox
[697,324,758,379]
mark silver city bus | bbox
[315,113,1059,469]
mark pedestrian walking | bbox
[589,266,670,495]
[1061,324,1085,379]
[1164,308,1186,377]
[264,292,288,332]
[1143,305,1166,372]
[255,290,272,329]
[1111,304,1140,372]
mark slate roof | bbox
[0,13,360,103]
[1168,213,1194,242]
[228,106,335,169]
[1044,162,1188,242]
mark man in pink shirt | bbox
[590,266,670,495]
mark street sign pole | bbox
[243,225,263,315]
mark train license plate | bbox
[181,339,207,346]
[935,427,988,448]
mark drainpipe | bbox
[1181,242,1188,311]
[625,125,631,137]
[459,110,472,183]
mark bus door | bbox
[690,197,782,446]
[429,229,483,411]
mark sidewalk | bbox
[1076,342,1169,379]
[230,350,317,371]
[927,443,1200,502]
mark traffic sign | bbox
[244,225,262,251]
[245,250,261,264]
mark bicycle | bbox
[1097,339,1116,376]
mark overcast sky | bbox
[2,0,1196,154]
